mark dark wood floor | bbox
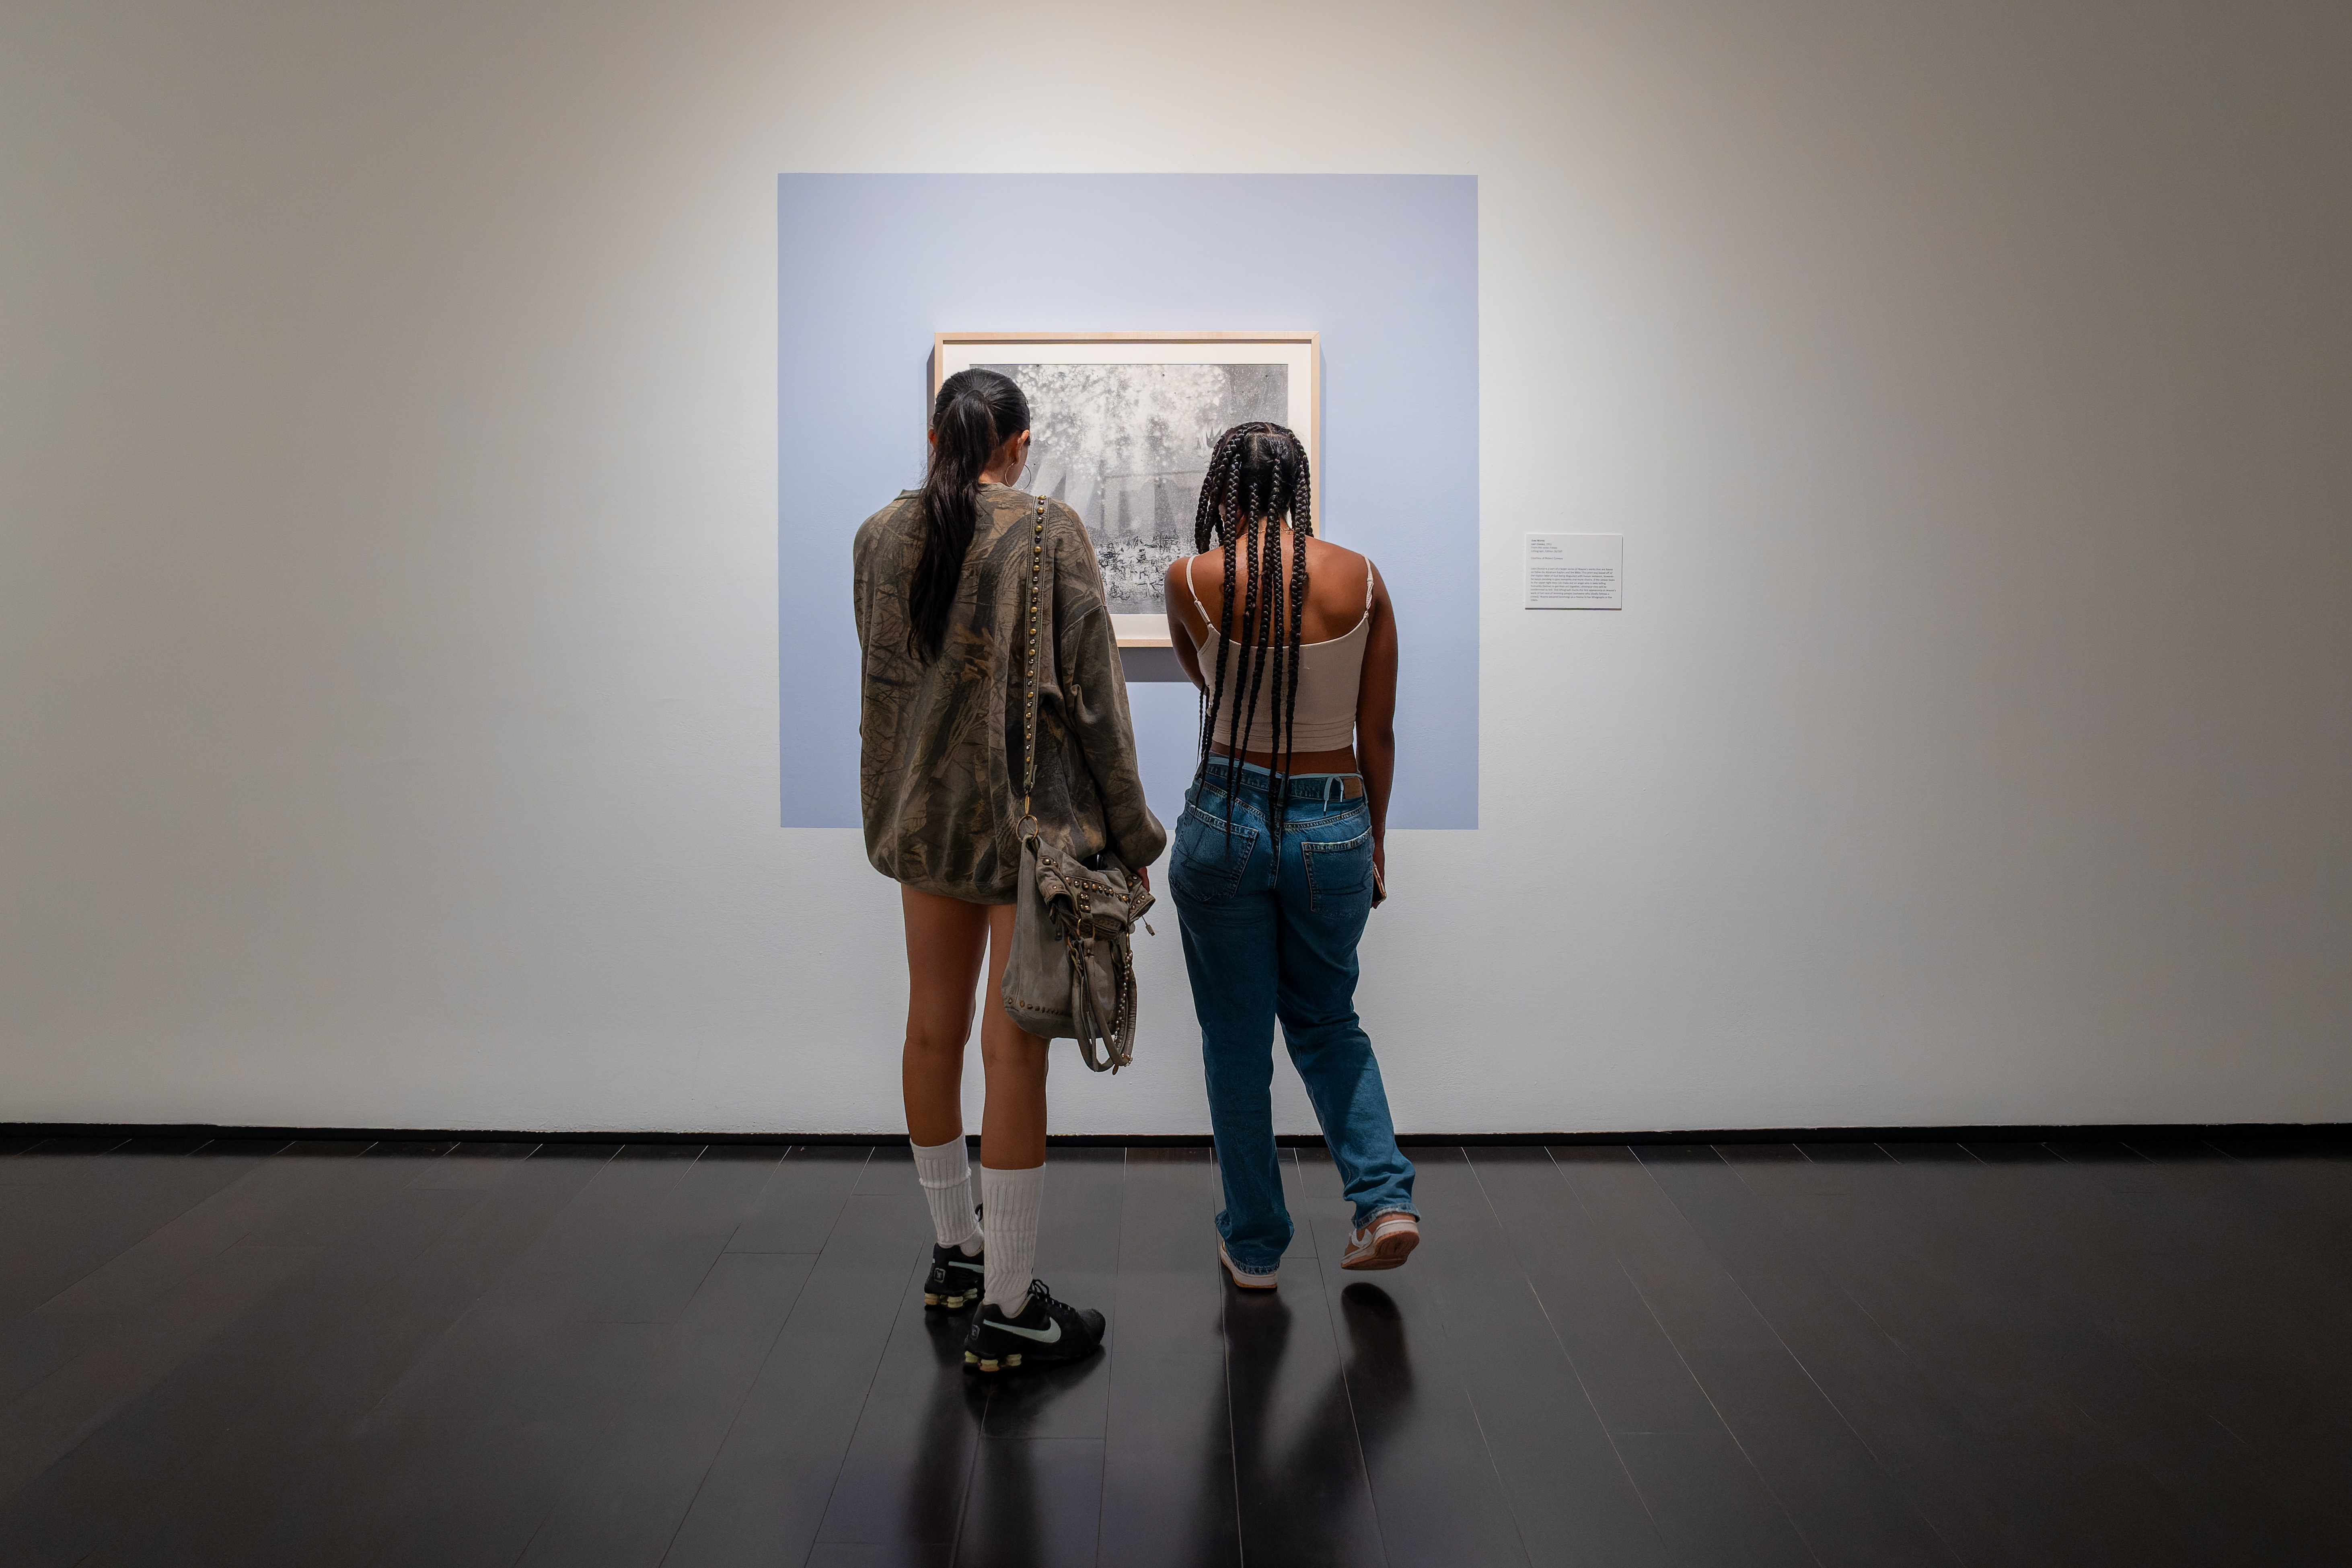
[1,1135,2348,1567]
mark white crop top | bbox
[1184,555,1373,753]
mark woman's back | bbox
[853,482,1163,903]
[1175,533,1373,645]
[1167,531,1391,769]
[1175,535,1375,757]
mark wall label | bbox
[1525,532,1622,609]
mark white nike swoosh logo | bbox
[947,1259,982,1273]
[985,1316,1063,1343]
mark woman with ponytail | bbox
[853,368,1164,1372]
[1164,423,1417,1292]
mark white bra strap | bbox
[1365,559,1375,611]
[1186,554,1214,624]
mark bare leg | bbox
[979,902,1049,1170]
[975,903,1050,1311]
[900,886,991,1147]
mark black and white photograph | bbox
[933,333,1320,642]
[980,362,1285,618]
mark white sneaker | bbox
[1341,1209,1420,1271]
[1218,1237,1279,1290]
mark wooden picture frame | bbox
[931,331,1321,647]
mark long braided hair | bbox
[1191,423,1314,842]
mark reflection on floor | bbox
[0,1134,2346,1565]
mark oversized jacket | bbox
[853,483,1167,903]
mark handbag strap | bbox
[1019,496,1045,823]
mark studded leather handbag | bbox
[998,498,1154,1071]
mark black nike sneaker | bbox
[926,1239,985,1311]
[962,1279,1106,1373]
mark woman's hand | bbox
[1371,836,1386,908]
[1136,863,1152,893]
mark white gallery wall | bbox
[3,0,2348,1134]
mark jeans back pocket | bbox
[1172,801,1260,904]
[1300,822,1374,912]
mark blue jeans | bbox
[1170,762,1416,1274]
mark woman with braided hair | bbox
[1164,422,1417,1291]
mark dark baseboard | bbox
[5,1121,2347,1149]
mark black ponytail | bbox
[909,368,1031,662]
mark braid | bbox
[1215,451,1246,835]
[1291,440,1314,539]
[1192,434,1229,789]
[1232,456,1270,766]
[1282,441,1316,836]
[1186,423,1314,847]
[1263,444,1291,837]
[1192,431,1248,835]
[1285,448,1310,812]
[1191,426,1233,555]
[1279,440,1317,846]
[1260,493,1298,832]
[1244,506,1272,767]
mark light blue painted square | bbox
[782,173,1477,829]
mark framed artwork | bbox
[931,332,1320,646]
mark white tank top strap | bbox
[1186,549,1375,755]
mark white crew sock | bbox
[979,1163,1043,1315]
[912,1135,981,1252]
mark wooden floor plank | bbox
[569,1146,784,1325]
[1721,1148,2277,1566]
[1291,1147,1530,1568]
[1477,1149,1813,1568]
[0,1139,132,1191]
[1219,1160,1386,1568]
[110,1144,623,1568]
[1431,1148,1675,1568]
[0,1147,292,1408]
[0,1142,278,1321]
[253,1144,722,1567]
[813,1263,987,1556]
[1639,1145,2035,1566]
[955,1436,1103,1568]
[1565,1147,1958,1568]
[1096,1148,1238,1568]
[728,1147,871,1254]
[1909,1147,2352,1560]
[0,1141,580,1567]
[0,1239,314,1506]
[516,1250,813,1568]
[660,1189,929,1568]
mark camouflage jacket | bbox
[853,484,1166,904]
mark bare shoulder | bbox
[1303,535,1371,576]
[1307,537,1380,607]
[1164,551,1206,630]
[1162,555,1213,597]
